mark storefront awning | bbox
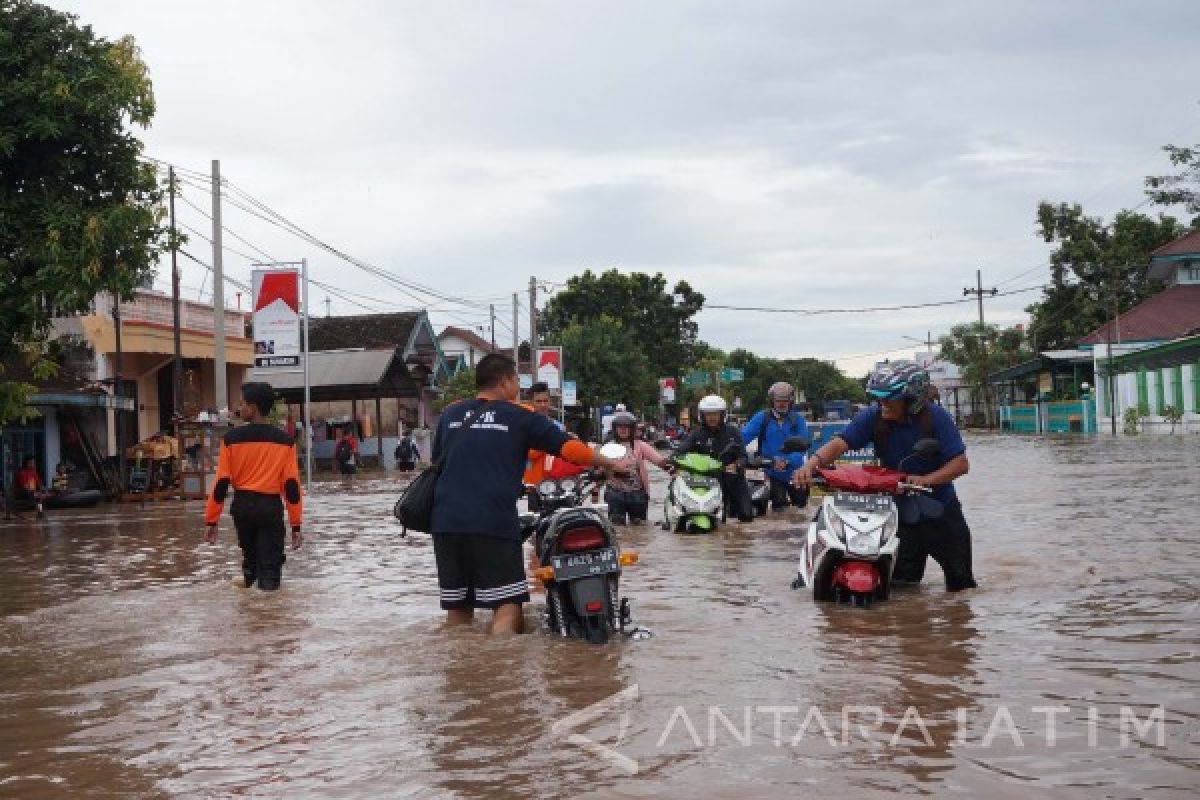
[30,392,135,411]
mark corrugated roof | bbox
[1079,284,1200,345]
[1150,229,1200,258]
[263,349,398,390]
[308,312,420,352]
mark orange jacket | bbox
[205,423,303,529]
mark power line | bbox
[704,285,1043,316]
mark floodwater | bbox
[0,434,1197,799]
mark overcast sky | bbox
[53,1,1200,375]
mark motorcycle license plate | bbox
[552,547,619,581]
[744,469,765,481]
[833,493,892,512]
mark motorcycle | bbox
[743,452,771,518]
[661,442,742,533]
[791,438,943,607]
[523,443,641,644]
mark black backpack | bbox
[335,438,352,463]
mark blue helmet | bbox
[866,360,931,412]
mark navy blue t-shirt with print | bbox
[836,403,966,505]
[431,398,570,539]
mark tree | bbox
[939,322,1033,405]
[1024,203,1185,350]
[723,349,865,418]
[0,1,167,422]
[434,368,476,413]
[558,316,657,417]
[1145,142,1200,227]
[539,269,705,383]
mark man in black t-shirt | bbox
[431,354,627,635]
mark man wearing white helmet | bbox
[678,394,754,523]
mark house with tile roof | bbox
[1088,229,1200,433]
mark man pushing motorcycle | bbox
[741,381,811,511]
[792,361,977,592]
[678,394,755,523]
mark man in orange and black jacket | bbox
[205,382,303,590]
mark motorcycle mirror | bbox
[913,438,942,460]
[599,442,628,460]
[781,436,810,454]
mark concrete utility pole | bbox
[211,159,227,412]
[963,269,998,427]
[489,303,496,349]
[528,276,538,371]
[325,296,332,318]
[512,292,518,361]
[168,167,183,419]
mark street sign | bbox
[720,368,745,383]
[562,380,578,406]
[685,370,709,387]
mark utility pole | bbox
[1106,261,1120,435]
[512,292,519,361]
[112,293,125,491]
[963,269,998,427]
[211,159,227,412]
[324,296,332,318]
[168,167,183,421]
[489,303,496,349]
[529,276,538,376]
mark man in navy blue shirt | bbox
[793,361,977,591]
[431,354,627,634]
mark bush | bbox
[1122,407,1143,435]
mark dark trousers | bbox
[893,500,977,592]
[605,486,650,525]
[719,471,755,522]
[768,476,808,509]
[231,492,286,590]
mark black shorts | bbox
[432,533,530,609]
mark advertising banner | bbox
[536,347,563,390]
[252,269,302,372]
[659,377,677,403]
[563,380,578,406]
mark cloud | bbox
[51,0,1200,373]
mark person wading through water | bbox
[204,382,303,590]
[429,354,629,634]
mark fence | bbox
[999,399,1097,434]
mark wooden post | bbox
[375,394,384,470]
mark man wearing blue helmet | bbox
[793,360,977,592]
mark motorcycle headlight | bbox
[538,479,557,495]
[848,531,878,555]
[881,511,898,543]
[559,478,577,493]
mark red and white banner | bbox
[659,377,677,404]
[535,347,563,390]
[252,269,302,372]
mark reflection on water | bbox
[0,435,1197,798]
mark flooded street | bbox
[1,435,1197,798]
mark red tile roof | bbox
[1150,229,1200,258]
[1079,284,1200,345]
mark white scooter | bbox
[791,438,943,607]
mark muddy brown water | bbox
[0,435,1196,798]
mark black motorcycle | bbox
[522,448,641,644]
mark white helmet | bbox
[697,394,727,413]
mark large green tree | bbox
[558,315,657,416]
[724,348,865,417]
[1024,203,1185,350]
[0,1,167,422]
[939,322,1033,396]
[538,269,706,384]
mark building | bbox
[278,311,450,466]
[2,289,251,490]
[437,325,497,373]
[989,349,1097,433]
[1085,230,1200,434]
